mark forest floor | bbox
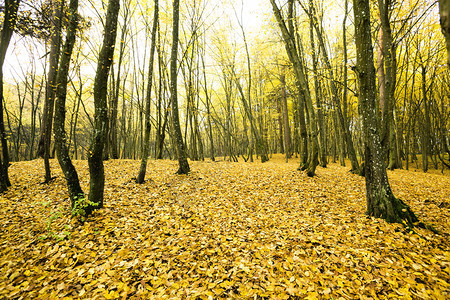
[0,155,449,299]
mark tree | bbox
[439,0,450,67]
[109,0,131,160]
[170,0,190,174]
[38,0,64,183]
[137,0,159,183]
[377,0,401,170]
[352,0,419,226]
[270,0,319,176]
[0,0,20,192]
[87,0,120,214]
[53,0,84,206]
[301,0,360,173]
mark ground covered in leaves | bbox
[0,155,449,299]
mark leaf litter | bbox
[0,155,449,299]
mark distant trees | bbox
[1,0,448,227]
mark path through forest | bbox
[0,156,449,298]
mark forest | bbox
[0,0,449,298]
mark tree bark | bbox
[170,0,190,174]
[109,4,130,160]
[0,0,20,191]
[201,51,215,161]
[421,65,430,172]
[271,0,319,176]
[137,0,159,183]
[87,0,120,214]
[304,0,359,172]
[439,0,450,67]
[307,0,326,168]
[38,0,64,183]
[377,0,400,170]
[53,0,84,206]
[353,0,418,226]
[280,70,291,161]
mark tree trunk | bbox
[353,0,418,226]
[109,6,129,160]
[39,0,64,183]
[421,65,430,172]
[307,0,326,168]
[439,0,450,67]
[305,0,359,172]
[298,91,308,167]
[0,0,20,191]
[170,0,190,174]
[137,0,158,183]
[53,0,84,206]
[270,0,319,176]
[281,70,291,161]
[377,0,400,170]
[277,92,284,154]
[87,0,120,214]
[201,52,215,161]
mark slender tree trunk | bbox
[353,0,419,226]
[277,96,284,154]
[137,0,159,183]
[307,0,326,167]
[298,91,308,167]
[87,0,120,214]
[170,0,190,174]
[53,0,84,206]
[39,0,64,183]
[281,70,291,161]
[110,6,129,160]
[377,0,400,170]
[271,0,318,176]
[305,0,359,172]
[201,52,215,161]
[421,65,430,172]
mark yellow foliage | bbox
[0,156,449,298]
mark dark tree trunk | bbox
[298,91,308,167]
[170,0,190,174]
[87,0,120,214]
[137,0,159,183]
[53,0,84,206]
[353,0,419,226]
[0,0,20,191]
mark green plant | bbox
[71,194,99,222]
[39,209,71,241]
